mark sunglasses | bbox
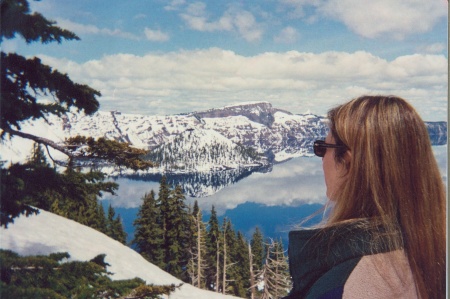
[313,140,347,158]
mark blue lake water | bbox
[103,144,447,249]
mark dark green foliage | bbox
[164,184,190,279]
[251,226,265,271]
[230,231,251,297]
[133,177,191,281]
[205,205,221,291]
[132,190,164,267]
[131,182,290,298]
[1,0,79,44]
[2,143,127,244]
[95,203,108,234]
[0,145,118,227]
[0,249,177,298]
[106,204,127,244]
[66,136,154,170]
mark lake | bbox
[102,144,447,248]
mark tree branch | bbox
[3,127,73,157]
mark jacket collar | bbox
[286,221,396,298]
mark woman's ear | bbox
[343,150,352,170]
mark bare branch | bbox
[3,127,73,157]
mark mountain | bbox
[146,128,266,172]
[191,101,291,127]
[0,102,329,168]
[0,209,242,299]
[0,101,446,197]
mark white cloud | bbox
[55,18,140,40]
[418,42,446,54]
[38,48,447,121]
[318,0,448,39]
[144,28,170,42]
[278,0,447,40]
[164,0,186,11]
[274,26,299,43]
[180,3,263,42]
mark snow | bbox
[0,209,242,299]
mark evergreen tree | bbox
[1,145,118,227]
[27,143,49,167]
[0,249,179,298]
[251,227,265,271]
[164,184,190,279]
[105,204,127,244]
[222,218,238,295]
[187,200,208,289]
[132,190,164,267]
[156,176,171,246]
[95,202,108,234]
[259,239,291,299]
[112,214,127,244]
[250,226,265,298]
[231,231,251,298]
[205,205,221,292]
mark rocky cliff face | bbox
[192,101,291,127]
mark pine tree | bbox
[249,242,256,299]
[106,204,127,244]
[164,184,190,279]
[251,227,265,271]
[156,176,171,247]
[1,144,119,227]
[250,226,265,298]
[28,143,49,167]
[112,214,127,244]
[205,205,221,292]
[259,239,291,299]
[231,231,251,297]
[96,203,108,234]
[187,200,208,288]
[222,218,238,295]
[0,249,179,298]
[132,190,164,267]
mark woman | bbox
[284,96,446,299]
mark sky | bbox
[3,0,448,120]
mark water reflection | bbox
[105,145,446,213]
[103,144,447,245]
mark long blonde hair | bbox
[326,95,446,299]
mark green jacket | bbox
[283,222,417,299]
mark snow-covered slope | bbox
[0,102,328,167]
[0,210,242,299]
[148,128,265,172]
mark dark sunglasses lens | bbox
[313,141,326,157]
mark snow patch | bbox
[0,209,241,299]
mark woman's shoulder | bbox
[341,250,418,299]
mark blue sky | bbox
[3,0,448,120]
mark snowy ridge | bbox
[0,210,241,299]
[0,102,327,168]
[1,102,445,173]
[148,128,265,172]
